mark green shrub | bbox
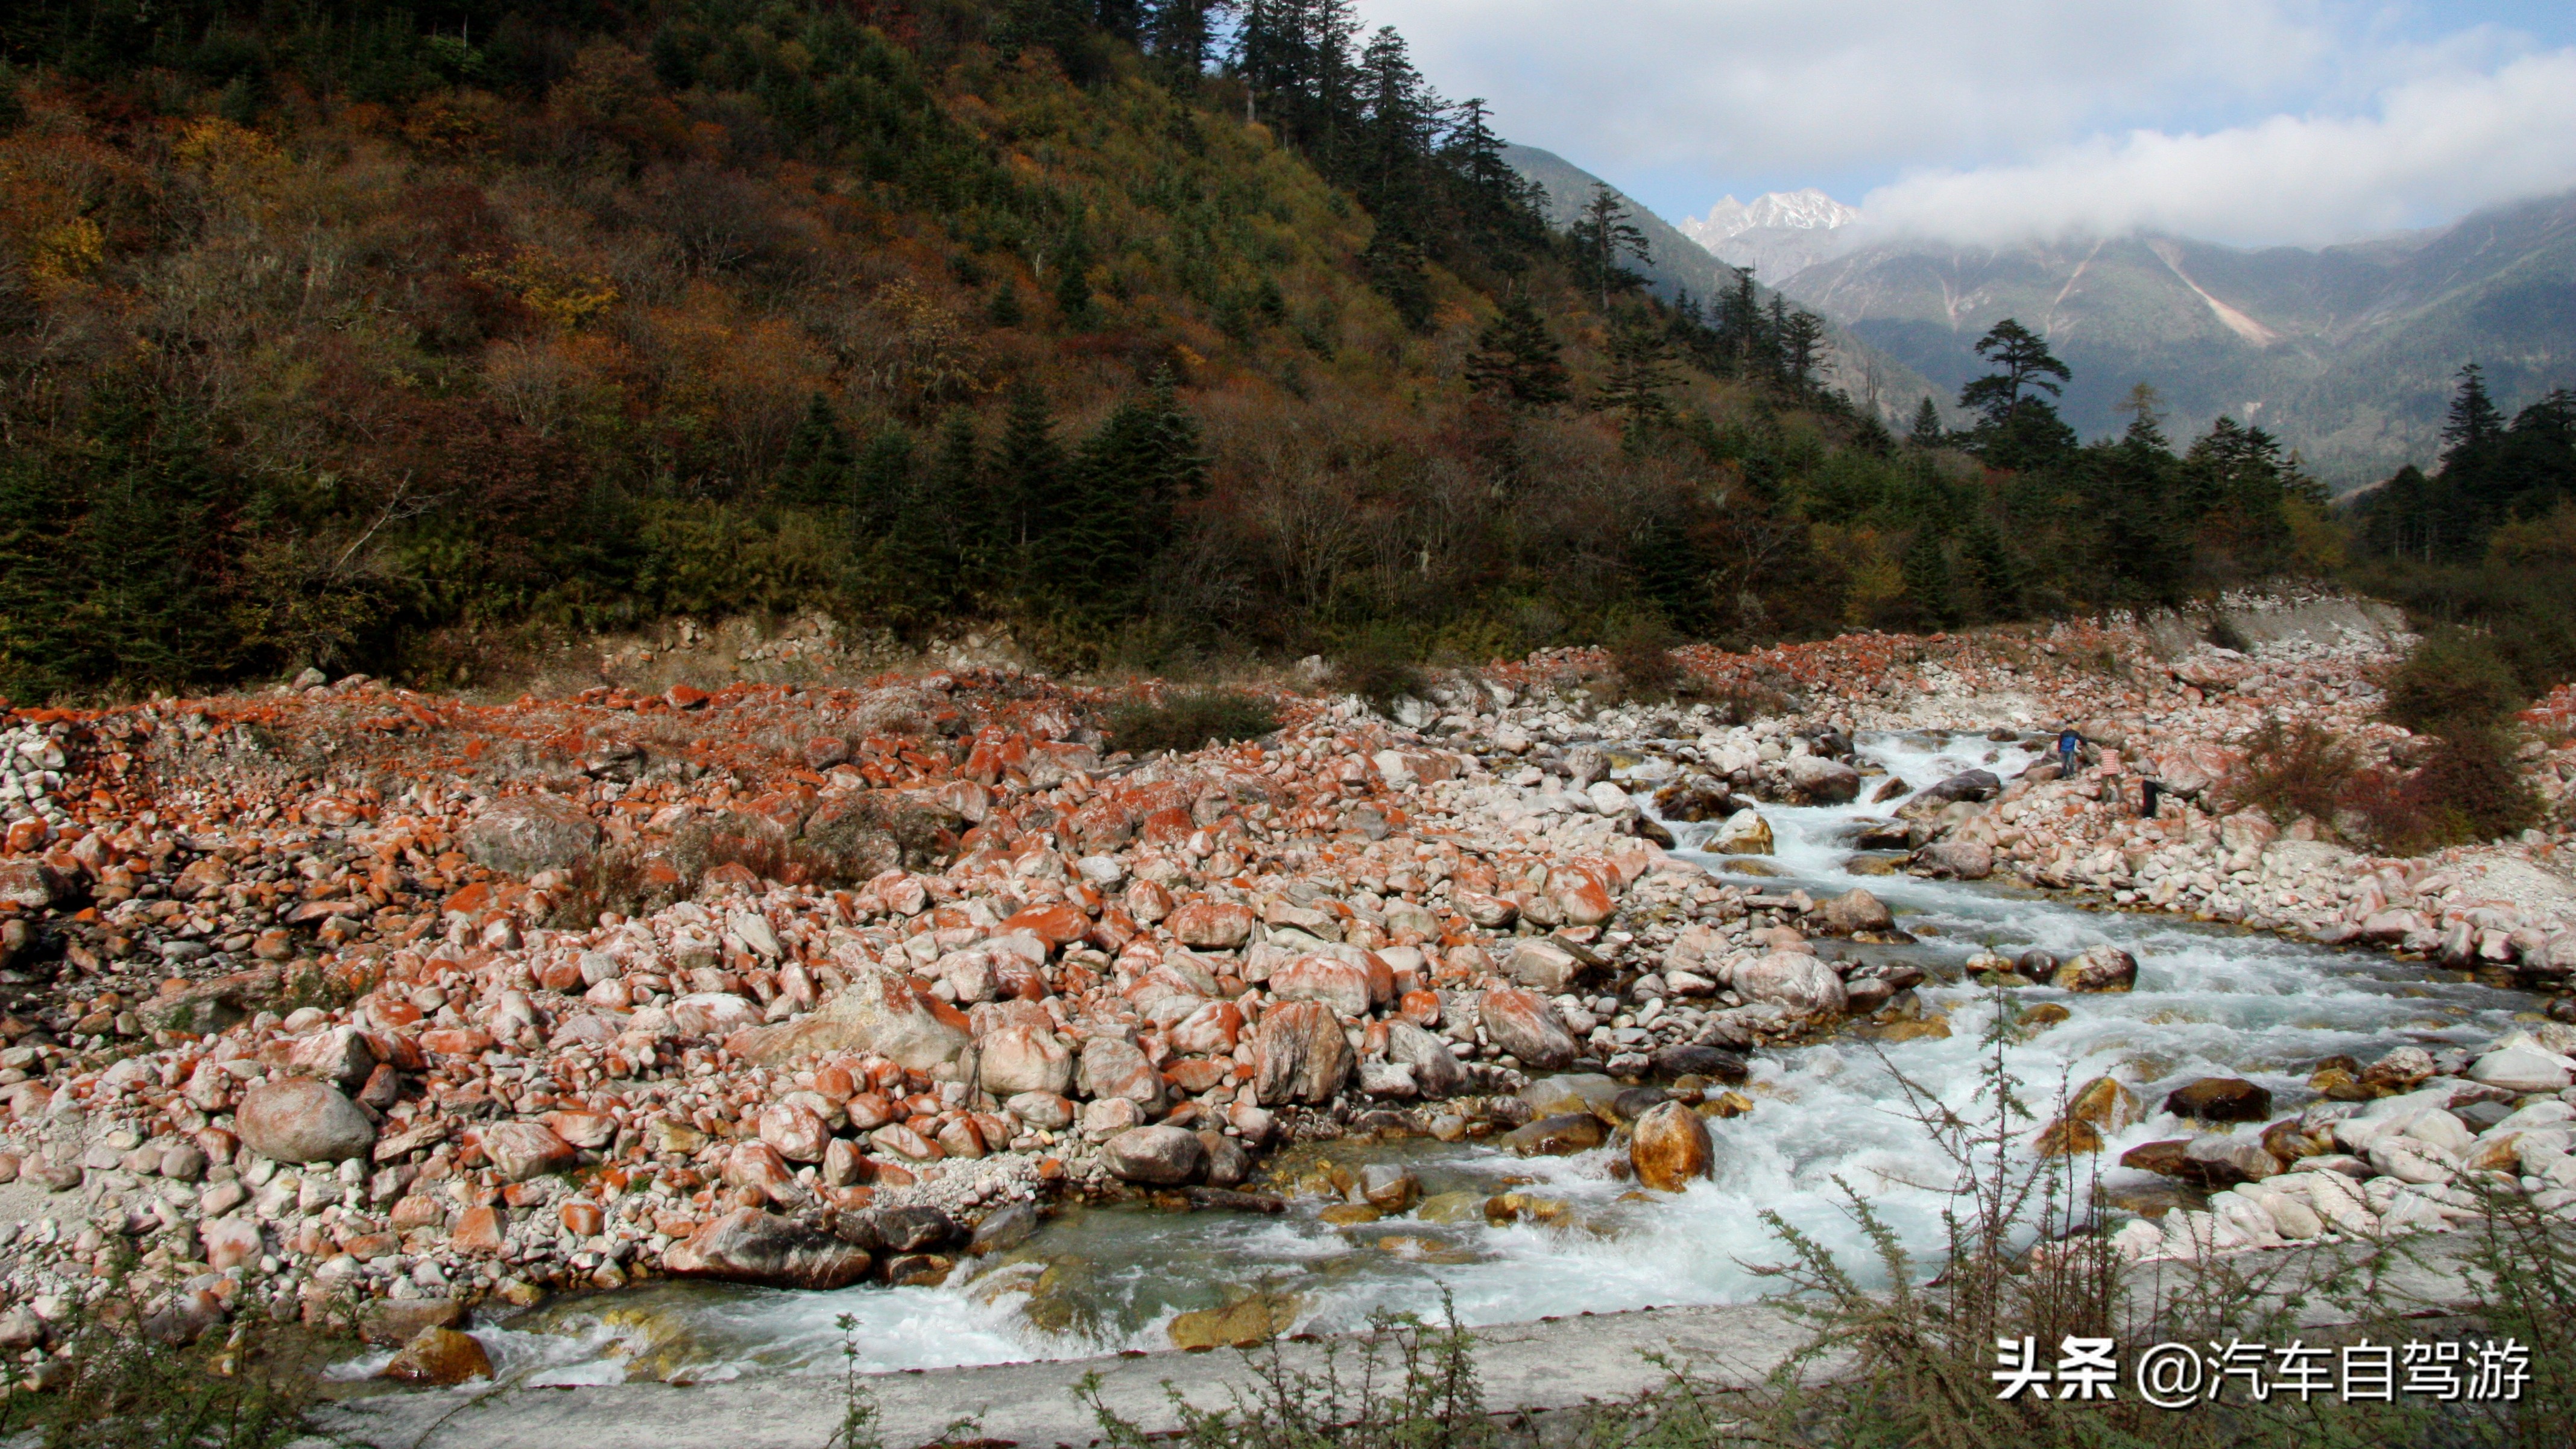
[2384,628,2524,736]
[1328,639,1427,718]
[1606,616,1682,703]
[1104,690,1280,755]
[2223,716,2363,830]
[2350,727,2540,854]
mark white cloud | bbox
[1355,0,2575,245]
[1857,51,2576,245]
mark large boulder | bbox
[1730,952,1847,1015]
[236,1078,376,1164]
[1503,1113,1604,1156]
[462,794,600,878]
[1912,840,1994,880]
[798,791,961,883]
[1629,1100,1714,1190]
[1269,957,1372,1018]
[2470,1045,2574,1094]
[1782,756,1861,805]
[1480,987,1578,1068]
[1917,770,2003,806]
[2164,1077,2273,1123]
[1383,1021,1465,1097]
[1080,1037,1166,1110]
[475,1122,575,1182]
[1169,901,1255,949]
[1103,1125,1207,1185]
[2051,945,2138,993]
[1708,809,1773,855]
[665,1208,874,1289]
[669,993,765,1037]
[1253,1002,1354,1105]
[730,964,968,1070]
[978,1024,1073,1097]
[1813,888,1893,935]
[1502,939,1584,995]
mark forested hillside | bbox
[0,0,2335,701]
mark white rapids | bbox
[452,731,2531,1387]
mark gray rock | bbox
[236,1078,375,1164]
[1104,1125,1207,1185]
[462,794,601,878]
[666,1208,874,1289]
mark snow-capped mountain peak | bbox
[1681,189,1863,280]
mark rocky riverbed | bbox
[1,593,2573,1391]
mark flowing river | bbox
[429,731,2536,1388]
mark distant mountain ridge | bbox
[1501,146,1946,425]
[1764,192,2576,485]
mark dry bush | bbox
[2345,728,2540,854]
[2221,716,2364,829]
[1606,617,1682,703]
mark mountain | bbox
[1503,145,1946,424]
[1682,189,1861,283]
[1772,191,2576,484]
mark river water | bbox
[453,731,2534,1388]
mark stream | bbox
[428,731,2537,1388]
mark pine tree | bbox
[1960,318,2076,470]
[1900,526,1956,628]
[1573,183,1649,310]
[1908,396,1944,447]
[995,381,1071,586]
[776,393,855,509]
[1053,255,1096,329]
[1597,306,1679,436]
[1463,295,1570,407]
[1777,306,1826,393]
[853,425,914,535]
[2442,362,2505,464]
[905,409,983,583]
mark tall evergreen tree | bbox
[1463,294,1570,407]
[1597,306,1679,436]
[1571,183,1649,310]
[1907,396,1944,447]
[776,393,856,509]
[1960,318,2075,470]
[1899,525,1956,628]
[2442,362,2505,464]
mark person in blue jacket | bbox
[2054,727,2082,777]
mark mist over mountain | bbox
[1748,191,2576,485]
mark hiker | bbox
[2055,726,2082,777]
[2141,777,2163,818]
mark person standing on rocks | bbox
[2055,726,2083,778]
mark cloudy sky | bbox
[1356,0,2576,247]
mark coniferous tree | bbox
[1899,525,1956,628]
[996,381,1068,569]
[1572,183,1649,310]
[1597,305,1679,436]
[776,393,856,509]
[1463,295,1570,407]
[1960,318,2076,470]
[853,426,914,537]
[1908,396,1944,447]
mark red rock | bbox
[560,1200,605,1237]
[541,1110,617,1149]
[1548,865,1617,927]
[1268,956,1371,1017]
[1168,900,1254,948]
[758,1101,831,1163]
[1125,880,1173,924]
[1103,1125,1205,1185]
[845,1091,897,1130]
[666,685,710,710]
[418,1028,496,1058]
[1166,999,1243,1055]
[200,1217,263,1269]
[236,1078,376,1163]
[1397,990,1442,1027]
[1479,988,1577,1069]
[1168,1056,1232,1093]
[452,1205,506,1254]
[1002,904,1089,945]
[869,1123,942,1162]
[977,1024,1073,1096]
[723,1140,805,1201]
[475,1122,574,1182]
